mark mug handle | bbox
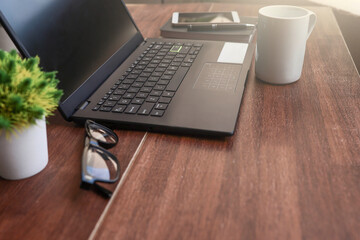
[307,11,317,39]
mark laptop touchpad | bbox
[193,63,242,92]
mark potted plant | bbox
[0,49,63,180]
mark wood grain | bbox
[0,111,146,240]
[93,4,360,240]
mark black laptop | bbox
[0,0,255,136]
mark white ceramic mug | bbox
[255,5,317,84]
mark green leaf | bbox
[9,94,24,112]
[29,105,45,119]
[0,69,11,84]
[17,77,33,92]
[52,90,63,100]
[0,50,6,61]
[0,115,11,130]
[25,58,39,71]
[7,60,16,72]
[44,71,56,80]
[9,50,18,57]
[37,79,48,90]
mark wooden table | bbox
[0,3,359,240]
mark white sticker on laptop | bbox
[217,42,248,64]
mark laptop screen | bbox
[0,0,139,101]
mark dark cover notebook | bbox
[160,16,257,43]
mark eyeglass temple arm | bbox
[80,182,113,199]
[93,183,113,199]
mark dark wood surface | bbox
[0,112,146,239]
[93,3,360,240]
[0,3,359,240]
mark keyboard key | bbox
[167,66,178,71]
[140,72,150,77]
[143,67,155,72]
[158,63,169,68]
[99,106,112,112]
[155,67,166,72]
[127,74,138,79]
[162,91,175,97]
[108,95,121,101]
[131,98,145,105]
[92,105,100,111]
[166,67,189,92]
[132,82,143,88]
[131,69,142,75]
[123,93,136,99]
[151,59,161,64]
[150,90,162,96]
[144,82,156,87]
[136,92,148,98]
[164,70,176,75]
[155,103,168,110]
[148,63,158,68]
[154,56,164,60]
[161,75,172,80]
[112,105,126,113]
[157,80,169,85]
[158,97,171,104]
[151,109,164,117]
[170,62,181,67]
[173,57,184,62]
[118,98,131,105]
[125,104,140,114]
[151,72,162,77]
[113,89,126,95]
[179,46,191,54]
[137,63,148,68]
[146,96,159,102]
[123,79,134,84]
[103,101,117,107]
[138,103,155,115]
[127,87,140,93]
[118,84,130,90]
[165,55,175,60]
[181,63,192,67]
[148,76,159,82]
[154,85,166,91]
[156,52,166,56]
[140,87,152,93]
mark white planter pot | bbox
[0,118,48,180]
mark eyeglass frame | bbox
[80,120,121,198]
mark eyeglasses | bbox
[80,120,120,198]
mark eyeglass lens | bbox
[88,125,117,144]
[84,146,119,181]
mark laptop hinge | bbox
[76,101,90,110]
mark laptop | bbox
[0,0,255,136]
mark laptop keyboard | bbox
[92,41,202,117]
